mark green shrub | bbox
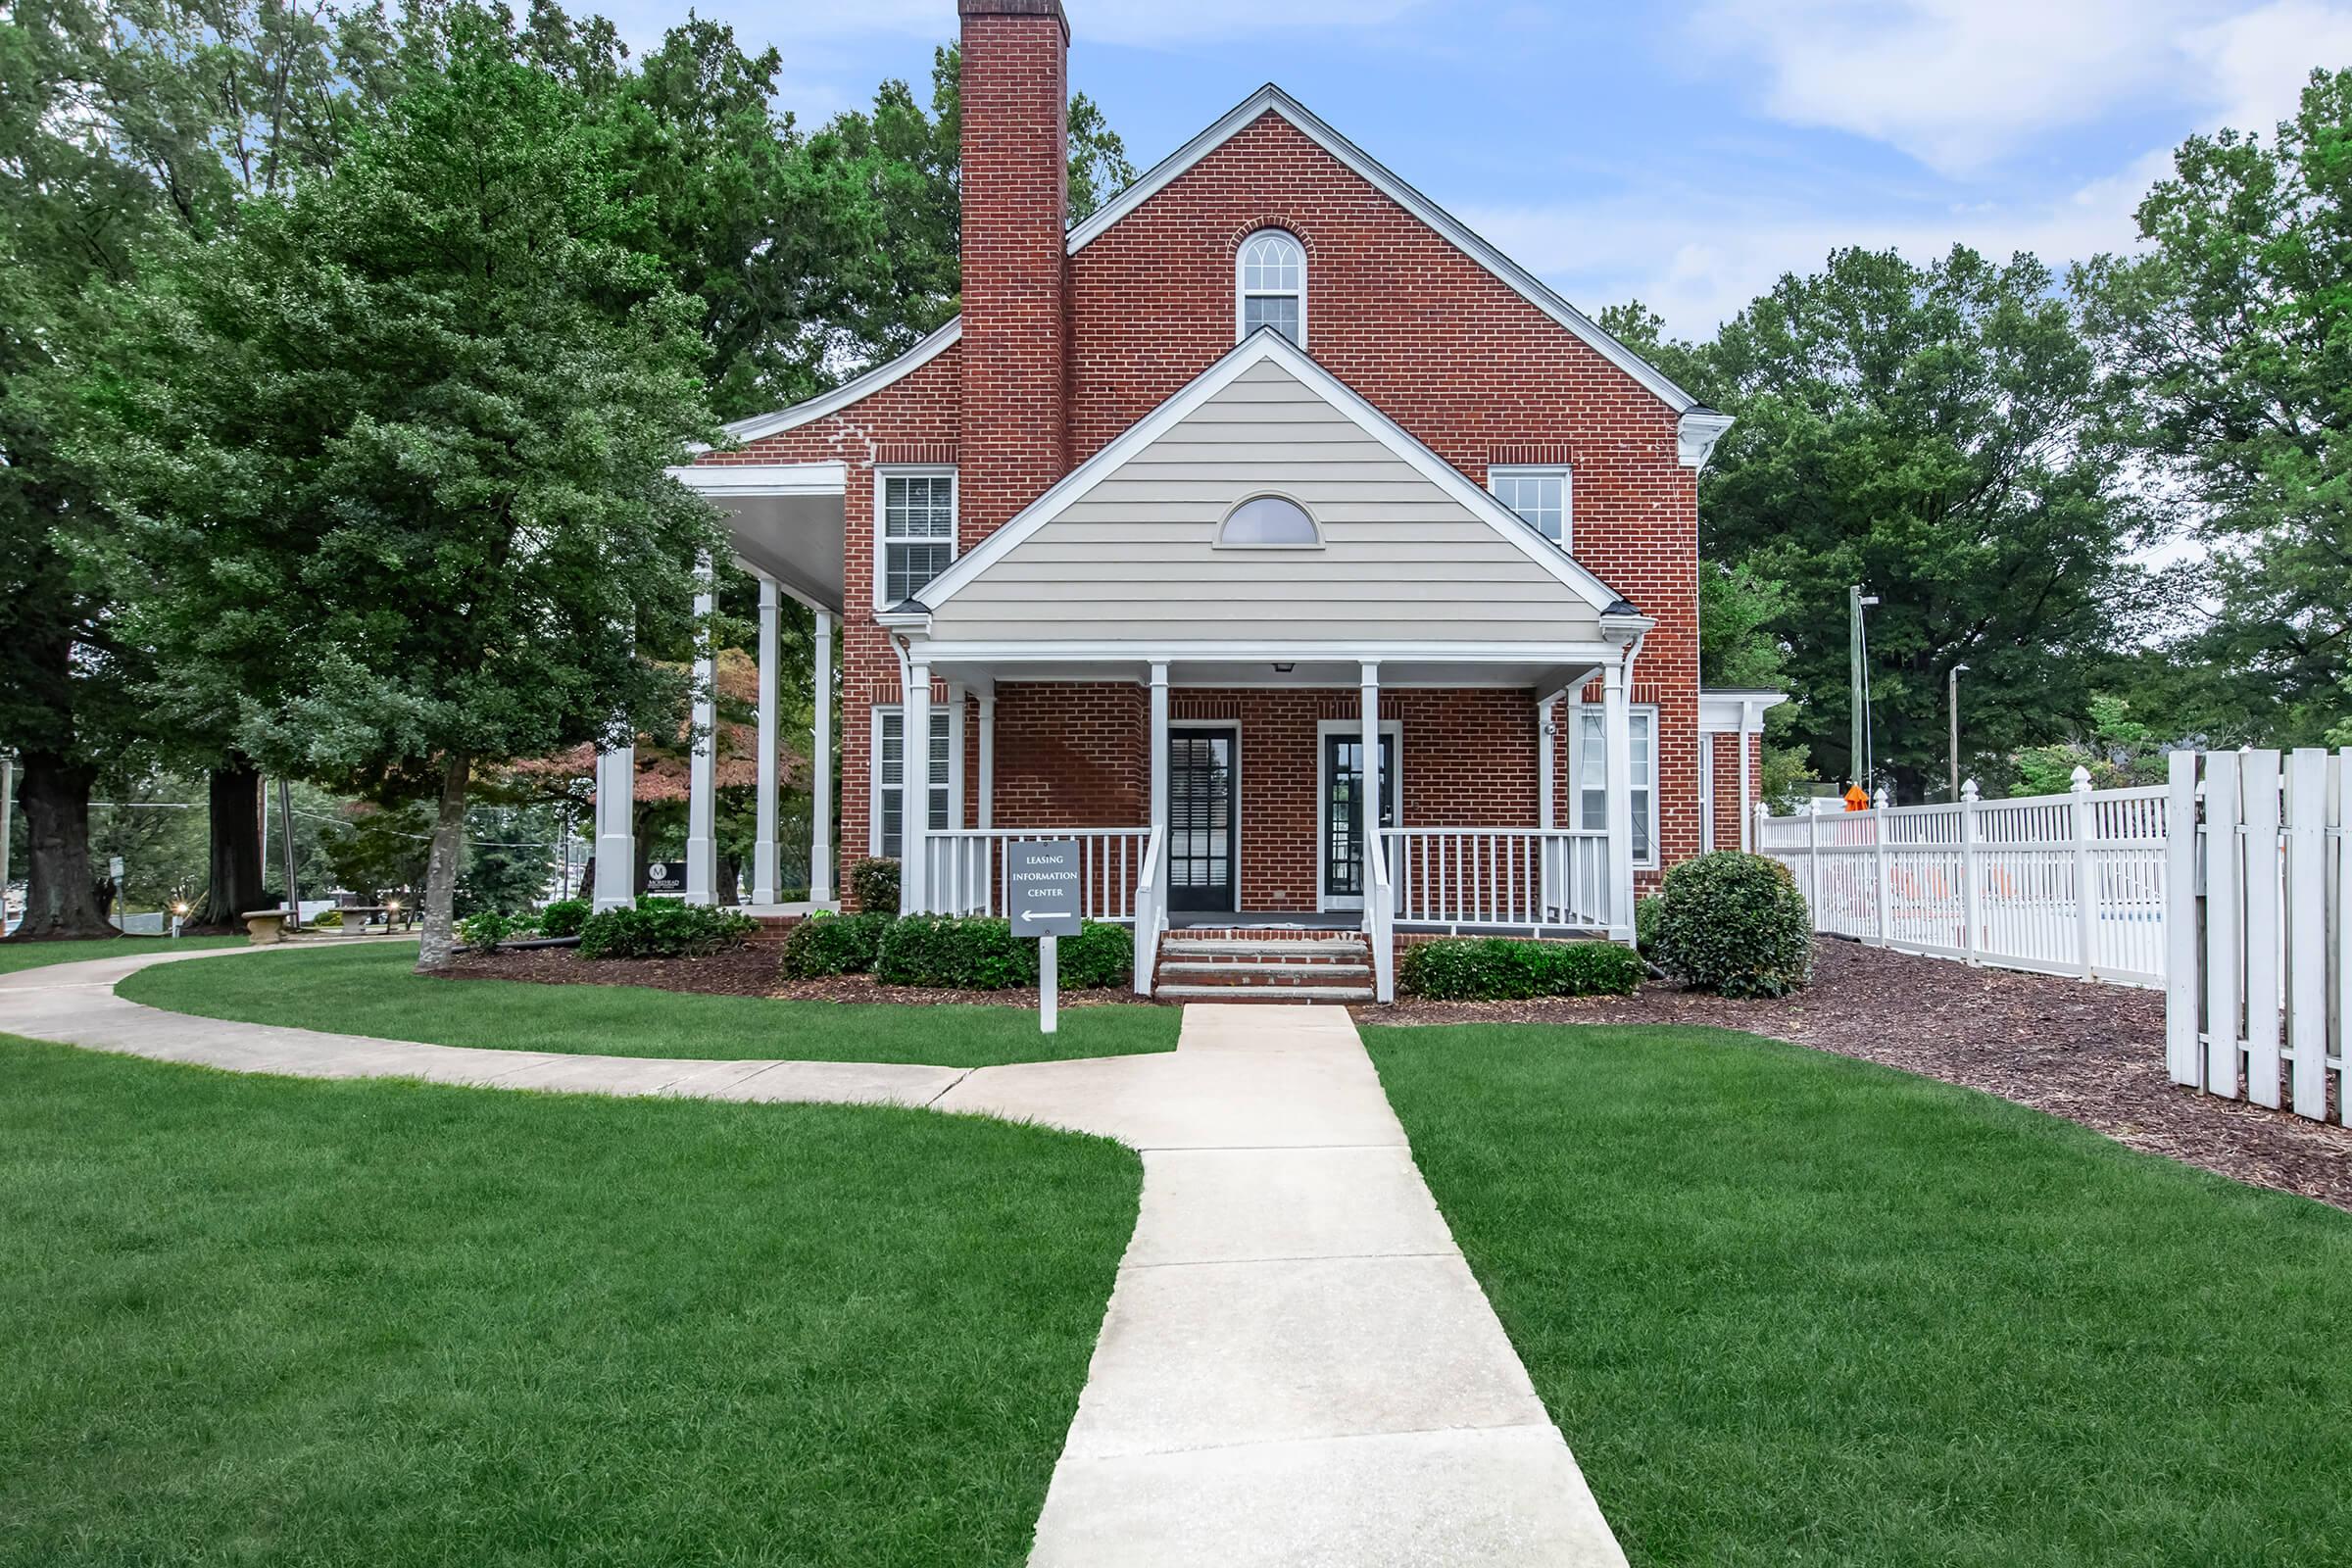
[309,908,342,929]
[869,916,1132,990]
[1054,921,1134,990]
[850,858,901,913]
[1634,893,1663,956]
[1646,851,1813,998]
[537,898,591,939]
[1397,937,1642,1001]
[575,899,757,960]
[777,910,892,978]
[458,908,538,952]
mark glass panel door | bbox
[1322,733,1396,904]
[1166,728,1237,912]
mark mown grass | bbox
[119,941,1181,1066]
[0,1036,1139,1566]
[0,933,245,974]
[1364,1021,2352,1568]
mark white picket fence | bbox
[2164,749,2348,1125]
[1756,769,2172,987]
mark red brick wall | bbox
[956,0,1068,540]
[1704,730,1765,853]
[991,682,1147,827]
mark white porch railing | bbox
[1365,824,1396,1002]
[1132,826,1166,996]
[1757,772,2171,987]
[921,827,1152,923]
[1381,828,1612,931]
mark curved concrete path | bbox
[0,945,1627,1568]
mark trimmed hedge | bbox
[777,910,892,978]
[864,915,1134,991]
[1398,937,1642,1001]
[457,908,538,952]
[1646,851,1813,998]
[536,899,590,939]
[850,858,901,913]
[575,899,757,960]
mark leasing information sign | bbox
[1006,840,1083,937]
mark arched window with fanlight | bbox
[1236,229,1305,345]
[1217,494,1321,548]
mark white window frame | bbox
[1488,465,1572,550]
[1568,701,1659,869]
[869,705,952,858]
[873,466,957,612]
[1214,491,1324,550]
[1235,228,1306,347]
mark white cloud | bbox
[696,0,1423,48]
[1690,0,2202,176]
[2181,0,2352,135]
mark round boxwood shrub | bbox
[575,899,756,960]
[1646,851,1812,998]
[536,898,591,939]
[777,909,892,978]
[1397,937,1642,1001]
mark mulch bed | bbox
[1372,938,2352,1213]
[439,943,1149,1008]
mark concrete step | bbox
[1159,960,1373,984]
[1153,983,1376,1004]
[1160,938,1369,960]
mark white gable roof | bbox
[912,329,1637,626]
[1068,83,1700,415]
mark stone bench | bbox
[240,908,293,946]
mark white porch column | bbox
[1737,714,1756,853]
[753,575,780,905]
[1536,694,1558,830]
[1360,660,1383,900]
[592,742,636,911]
[1148,662,1170,904]
[809,608,834,905]
[685,553,717,906]
[1602,653,1636,941]
[977,683,996,829]
[902,660,930,914]
[946,683,966,829]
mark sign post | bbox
[1006,839,1083,1034]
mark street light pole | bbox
[1849,587,1881,793]
[1947,662,1970,802]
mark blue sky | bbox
[593,1,2352,339]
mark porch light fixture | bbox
[1272,662,1295,673]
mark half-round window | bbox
[1237,229,1305,345]
[1219,495,1320,547]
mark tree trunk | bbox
[8,751,114,941]
[415,753,471,972]
[191,760,267,932]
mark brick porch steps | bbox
[1155,932,1375,1004]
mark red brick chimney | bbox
[957,0,1068,542]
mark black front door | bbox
[1323,732,1396,904]
[1167,727,1237,912]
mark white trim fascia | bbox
[717,320,963,447]
[873,465,958,614]
[1068,84,1698,415]
[1313,717,1401,913]
[1698,689,1787,732]
[909,638,1629,664]
[911,331,1630,615]
[667,461,848,497]
[1677,410,1736,470]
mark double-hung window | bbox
[1489,466,1571,548]
[878,469,956,608]
[874,708,951,859]
[1573,705,1658,867]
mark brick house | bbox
[598,0,1781,1000]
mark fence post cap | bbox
[1873,785,1890,808]
[2070,764,2093,792]
[1961,777,1981,803]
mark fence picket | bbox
[2336,752,2351,1127]
[2285,749,2328,1118]
[2204,751,2243,1099]
[2164,751,2203,1087]
[2241,750,2283,1109]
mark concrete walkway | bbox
[0,947,1626,1567]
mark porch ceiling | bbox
[717,492,844,612]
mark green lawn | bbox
[120,942,1181,1066]
[0,1036,1139,1567]
[0,933,246,974]
[1365,1022,2352,1568]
